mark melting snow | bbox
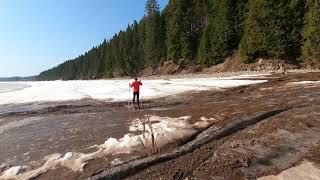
[288,81,320,85]
[0,115,216,180]
[0,76,267,105]
[259,161,320,180]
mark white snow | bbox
[110,158,123,166]
[193,117,216,129]
[223,73,270,79]
[0,83,30,93]
[0,165,31,179]
[0,76,267,105]
[0,115,216,180]
[259,161,320,180]
[1,166,22,176]
[288,81,320,85]
[127,115,196,147]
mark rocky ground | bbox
[1,72,320,180]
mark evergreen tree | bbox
[197,0,245,66]
[285,0,305,60]
[166,0,182,61]
[145,0,163,66]
[37,0,315,81]
[240,0,304,63]
[166,0,195,62]
[302,0,320,63]
[197,23,213,66]
[210,0,236,64]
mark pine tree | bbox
[285,0,305,60]
[210,0,236,64]
[240,0,304,63]
[302,0,320,63]
[166,0,182,61]
[197,0,243,66]
[180,0,194,61]
[197,23,213,66]
[145,0,162,66]
[36,0,313,81]
[166,0,195,62]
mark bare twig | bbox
[147,116,159,154]
[137,136,145,148]
[143,117,146,139]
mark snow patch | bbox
[259,161,320,180]
[0,115,216,180]
[193,117,216,129]
[128,116,195,147]
[100,134,144,154]
[227,73,271,79]
[1,166,23,176]
[0,165,31,179]
[60,151,102,171]
[0,77,267,105]
[110,158,123,166]
[0,83,30,93]
[288,81,320,86]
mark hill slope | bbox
[37,0,320,81]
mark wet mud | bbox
[0,72,320,179]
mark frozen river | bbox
[0,77,267,105]
[0,75,268,179]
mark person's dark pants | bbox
[133,92,140,108]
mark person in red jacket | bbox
[130,77,143,109]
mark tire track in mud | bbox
[91,107,290,180]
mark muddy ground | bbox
[127,72,320,180]
[1,72,320,179]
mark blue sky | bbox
[0,0,168,77]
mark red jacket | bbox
[130,80,142,92]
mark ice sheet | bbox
[288,81,320,85]
[0,75,267,105]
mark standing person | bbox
[130,77,143,109]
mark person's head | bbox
[134,77,138,81]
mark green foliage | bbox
[210,0,236,64]
[197,0,247,66]
[166,0,203,63]
[302,0,320,63]
[37,0,317,81]
[240,0,305,63]
[144,0,165,67]
[198,24,213,66]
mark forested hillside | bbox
[37,0,320,80]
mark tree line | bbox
[38,0,320,80]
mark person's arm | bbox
[129,82,133,87]
[139,80,142,85]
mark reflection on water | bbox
[0,83,30,93]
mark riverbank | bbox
[0,72,319,179]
